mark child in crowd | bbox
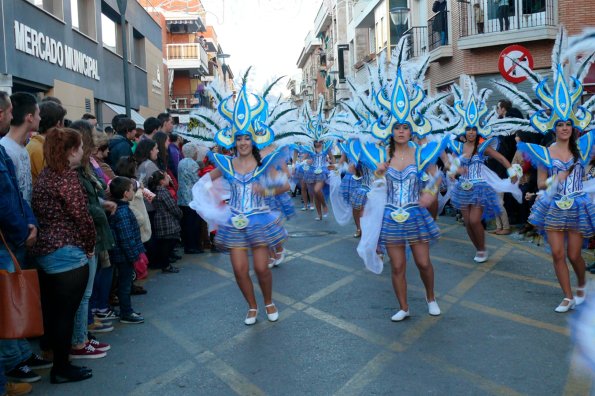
[148,170,183,273]
[107,177,146,324]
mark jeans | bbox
[36,245,88,274]
[0,244,32,372]
[0,244,25,272]
[72,255,96,345]
[0,339,32,372]
[115,261,134,317]
[90,265,113,313]
[0,365,5,389]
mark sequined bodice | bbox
[550,158,585,195]
[312,152,328,170]
[385,165,420,207]
[460,154,485,181]
[228,171,267,213]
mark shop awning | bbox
[103,103,145,129]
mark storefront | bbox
[0,0,164,128]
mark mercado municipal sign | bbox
[14,21,100,81]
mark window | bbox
[27,0,64,19]
[133,29,146,69]
[71,0,96,39]
[101,13,123,55]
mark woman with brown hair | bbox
[32,127,95,383]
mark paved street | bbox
[33,201,594,395]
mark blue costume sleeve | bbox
[516,142,552,169]
[577,130,595,166]
[416,138,448,173]
[448,139,464,156]
[207,152,235,181]
[359,141,388,172]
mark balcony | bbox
[313,2,332,36]
[457,0,557,50]
[428,11,452,62]
[168,92,211,112]
[403,26,428,59]
[166,44,209,75]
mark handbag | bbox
[0,229,44,339]
[133,252,148,280]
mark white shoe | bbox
[427,300,441,316]
[265,303,279,322]
[314,217,321,221]
[575,286,586,306]
[473,251,488,263]
[300,206,307,211]
[554,298,575,313]
[274,250,285,267]
[267,257,276,269]
[309,206,315,211]
[391,310,410,322]
[323,212,328,218]
[244,309,258,325]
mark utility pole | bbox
[117,0,131,117]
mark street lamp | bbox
[389,6,410,27]
[217,53,230,82]
[116,0,130,116]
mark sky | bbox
[200,0,322,97]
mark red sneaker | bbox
[69,344,107,359]
[87,338,110,352]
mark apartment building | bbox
[139,0,233,125]
[297,0,594,110]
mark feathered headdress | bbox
[450,75,496,138]
[492,28,595,135]
[179,69,308,148]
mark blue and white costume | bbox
[303,146,332,184]
[449,138,502,220]
[378,141,445,248]
[518,133,595,237]
[208,151,288,251]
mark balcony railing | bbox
[459,0,556,38]
[403,26,428,58]
[168,92,211,112]
[166,44,209,74]
[428,11,450,52]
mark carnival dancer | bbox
[337,142,364,236]
[294,149,313,211]
[356,39,454,321]
[492,29,595,312]
[447,76,521,263]
[299,97,339,221]
[186,72,307,325]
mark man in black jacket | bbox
[107,117,136,170]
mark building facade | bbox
[297,0,594,111]
[139,0,233,125]
[0,0,164,127]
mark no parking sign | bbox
[498,45,534,84]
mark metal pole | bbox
[117,0,131,117]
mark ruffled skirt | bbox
[304,167,329,184]
[451,180,501,220]
[340,174,362,205]
[378,205,440,247]
[215,211,288,251]
[294,164,305,181]
[265,193,296,220]
[351,186,370,210]
[528,193,595,237]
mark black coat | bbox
[432,0,447,32]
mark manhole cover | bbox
[288,230,337,238]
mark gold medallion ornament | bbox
[554,195,574,210]
[231,214,250,230]
[390,208,410,223]
[314,168,323,175]
[460,181,474,191]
